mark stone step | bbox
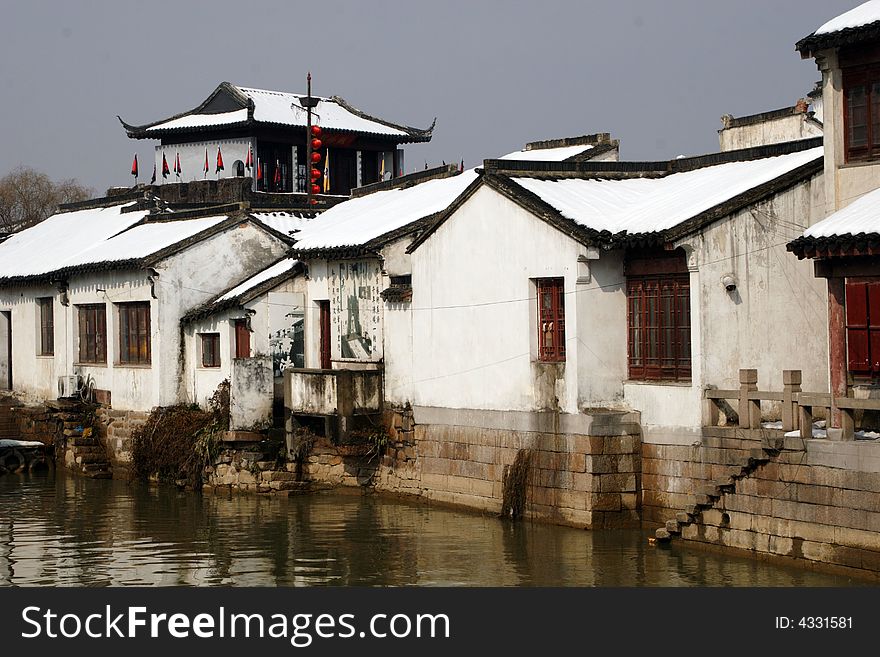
[693,493,713,506]
[654,528,671,542]
[748,448,770,464]
[665,519,681,535]
[72,446,105,456]
[70,436,98,447]
[697,484,722,498]
[675,511,692,524]
[684,504,701,516]
[76,453,108,464]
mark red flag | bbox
[216,146,224,173]
[273,160,281,186]
[203,148,209,178]
[174,152,182,177]
[150,163,156,185]
[131,154,138,178]
[162,153,170,178]
[257,160,263,181]
[245,144,253,169]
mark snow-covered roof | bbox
[251,211,314,236]
[804,186,880,238]
[0,201,230,281]
[216,258,299,303]
[240,86,408,136]
[292,169,479,252]
[145,109,248,132]
[123,82,434,143]
[509,147,823,236]
[499,144,594,161]
[0,203,148,280]
[814,0,880,35]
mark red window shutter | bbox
[846,281,870,374]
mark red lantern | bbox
[311,125,322,137]
[311,138,322,150]
[310,168,321,180]
[310,152,321,163]
[311,184,321,195]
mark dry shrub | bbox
[130,380,229,488]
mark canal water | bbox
[0,469,865,586]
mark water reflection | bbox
[0,469,864,587]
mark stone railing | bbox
[703,368,880,441]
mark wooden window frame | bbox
[200,333,221,368]
[843,64,880,162]
[845,279,880,379]
[536,277,566,363]
[37,297,54,356]
[626,275,691,382]
[77,304,107,365]
[118,302,151,365]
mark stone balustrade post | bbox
[739,369,759,429]
[782,370,802,432]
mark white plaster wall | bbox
[156,222,289,407]
[183,312,232,408]
[411,186,594,413]
[155,138,254,185]
[574,253,628,408]
[304,258,383,367]
[719,115,822,152]
[626,177,828,443]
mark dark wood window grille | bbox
[626,249,691,381]
[77,304,106,364]
[38,297,53,356]
[118,302,151,365]
[201,333,221,368]
[234,319,251,359]
[845,279,880,378]
[537,278,566,362]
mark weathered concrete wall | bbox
[230,356,273,430]
[719,112,822,151]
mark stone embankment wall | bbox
[300,407,643,529]
[646,427,880,579]
[94,408,150,468]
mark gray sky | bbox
[0,0,860,192]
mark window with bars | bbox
[77,304,107,364]
[536,278,566,362]
[845,279,880,378]
[38,297,53,356]
[843,66,880,161]
[200,333,221,368]
[625,249,691,381]
[118,302,151,365]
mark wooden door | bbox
[319,301,331,370]
[234,319,250,359]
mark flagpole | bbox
[301,72,320,207]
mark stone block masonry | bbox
[647,426,880,580]
[364,406,642,528]
[94,408,151,469]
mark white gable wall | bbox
[410,185,625,413]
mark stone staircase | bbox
[655,434,786,542]
[63,421,112,479]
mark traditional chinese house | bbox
[119,81,434,199]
